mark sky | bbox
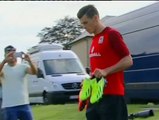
[0,1,157,61]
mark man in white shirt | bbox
[0,45,37,120]
[0,82,4,120]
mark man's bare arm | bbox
[93,55,133,78]
[0,60,6,77]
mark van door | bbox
[28,61,45,101]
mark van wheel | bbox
[43,92,50,105]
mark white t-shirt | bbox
[1,64,29,108]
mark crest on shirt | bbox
[98,36,104,44]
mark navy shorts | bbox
[3,104,33,120]
[86,95,128,120]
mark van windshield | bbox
[43,59,85,75]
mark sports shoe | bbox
[79,78,91,101]
[90,77,106,104]
[78,98,87,111]
[97,77,106,98]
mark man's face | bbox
[5,48,17,64]
[80,15,97,34]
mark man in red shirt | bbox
[77,5,133,120]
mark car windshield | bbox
[43,59,85,75]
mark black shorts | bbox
[86,95,128,120]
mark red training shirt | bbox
[89,27,130,96]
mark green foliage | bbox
[37,16,83,46]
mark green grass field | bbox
[32,103,159,120]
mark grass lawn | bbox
[32,103,159,120]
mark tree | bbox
[37,16,84,49]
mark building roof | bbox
[69,16,115,44]
[70,2,159,44]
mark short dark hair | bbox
[77,5,99,19]
[4,45,16,53]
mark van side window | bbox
[43,59,84,75]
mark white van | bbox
[27,43,89,104]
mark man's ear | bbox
[93,15,99,22]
